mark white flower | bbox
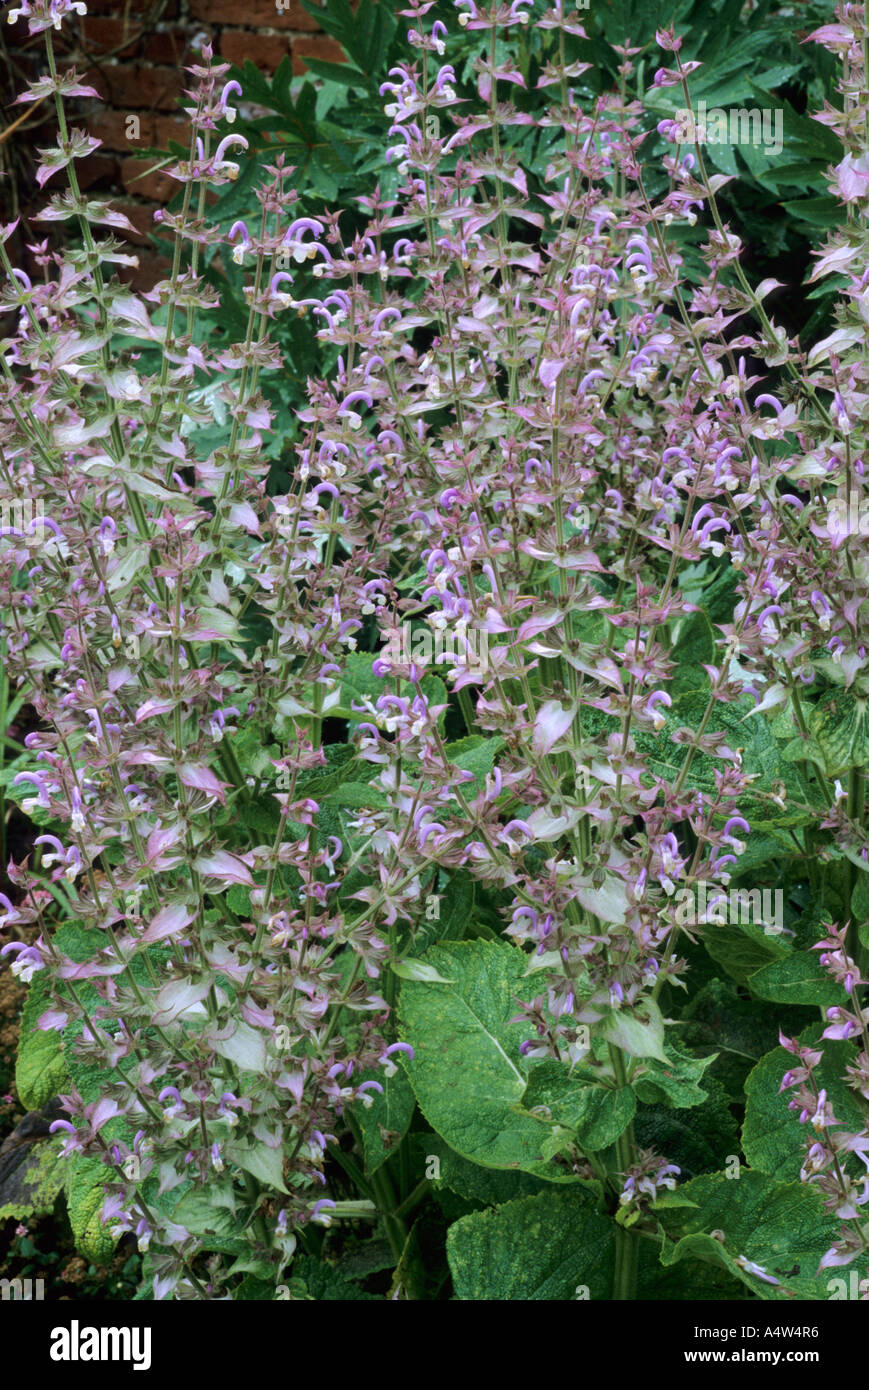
[11,957,39,983]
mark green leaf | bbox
[434,870,476,943]
[631,1042,717,1108]
[290,1253,379,1300]
[170,1186,241,1242]
[442,735,504,799]
[352,1065,415,1173]
[518,1059,635,1151]
[65,1153,117,1264]
[225,1141,288,1193]
[783,689,869,778]
[743,1025,866,1181]
[16,979,69,1110]
[669,611,715,698]
[388,1212,443,1300]
[658,1170,862,1300]
[235,1275,277,1300]
[701,917,790,984]
[447,1187,615,1300]
[600,999,668,1063]
[321,780,387,809]
[749,954,848,1008]
[301,57,369,88]
[398,941,581,1179]
[781,196,842,229]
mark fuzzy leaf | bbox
[65,1153,117,1265]
[398,942,582,1179]
[658,1170,865,1300]
[743,1025,865,1181]
[447,1188,615,1299]
[517,1059,635,1151]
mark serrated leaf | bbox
[398,941,582,1179]
[631,1042,717,1108]
[518,1059,635,1151]
[634,1078,739,1182]
[658,1170,865,1300]
[749,954,847,1007]
[290,1254,379,1301]
[424,1135,562,1206]
[65,1153,117,1264]
[743,1025,866,1181]
[447,1187,615,1299]
[16,974,69,1109]
[701,917,790,984]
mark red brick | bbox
[79,15,143,57]
[89,110,158,149]
[120,156,178,203]
[291,35,345,73]
[85,0,178,15]
[153,115,191,151]
[75,153,121,190]
[189,0,320,29]
[220,30,290,73]
[119,246,172,293]
[89,64,184,112]
[142,28,190,64]
[112,199,163,244]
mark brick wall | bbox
[2,0,344,287]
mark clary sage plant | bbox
[3,0,869,1303]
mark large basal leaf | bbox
[781,690,869,778]
[748,954,848,1008]
[65,1153,118,1265]
[447,1188,616,1300]
[743,1025,865,1181]
[290,1254,379,1301]
[657,1170,866,1301]
[16,975,69,1110]
[15,1011,69,1106]
[398,941,584,1179]
[700,917,789,985]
